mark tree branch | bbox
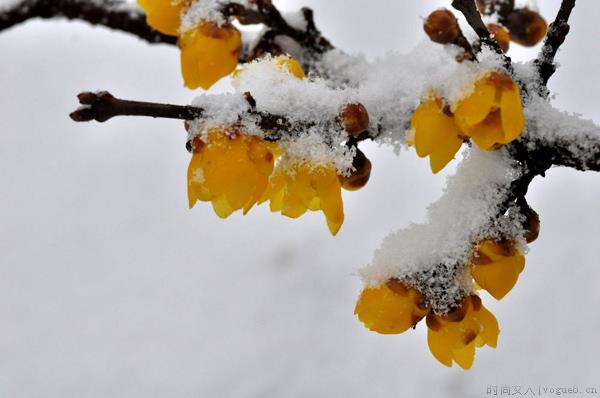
[451,0,512,68]
[535,0,577,87]
[70,92,202,123]
[69,91,378,148]
[69,91,301,142]
[0,0,177,45]
[227,1,333,55]
[1,0,333,64]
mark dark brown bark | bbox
[535,0,577,87]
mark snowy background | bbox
[1,0,599,396]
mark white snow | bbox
[183,29,600,313]
[360,147,523,312]
[523,95,600,169]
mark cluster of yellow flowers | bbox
[187,56,363,235]
[187,130,349,235]
[408,71,525,173]
[355,238,525,369]
[137,0,242,89]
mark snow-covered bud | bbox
[339,148,371,191]
[475,0,489,14]
[476,0,515,16]
[487,23,510,52]
[505,8,548,47]
[339,103,369,137]
[424,9,460,45]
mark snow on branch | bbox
[361,102,600,312]
[6,0,600,367]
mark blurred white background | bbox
[0,1,599,397]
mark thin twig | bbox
[70,92,203,123]
[451,0,512,68]
[1,0,333,61]
[0,0,176,45]
[70,91,297,141]
[535,0,577,87]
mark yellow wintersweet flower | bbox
[137,0,242,89]
[470,239,525,300]
[426,295,499,369]
[409,96,464,174]
[137,0,189,36]
[454,71,525,150]
[187,129,280,218]
[355,279,430,334]
[261,161,344,235]
[233,54,306,81]
[180,22,242,89]
[275,55,305,79]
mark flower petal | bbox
[452,341,476,370]
[475,305,499,348]
[454,81,496,127]
[356,284,422,335]
[180,24,242,89]
[500,85,526,143]
[137,0,184,36]
[428,130,463,174]
[427,329,454,367]
[465,110,505,150]
[411,99,458,158]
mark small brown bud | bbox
[475,0,489,14]
[487,23,510,52]
[339,148,372,191]
[522,207,540,243]
[339,103,369,137]
[424,9,460,44]
[455,52,472,63]
[505,8,548,47]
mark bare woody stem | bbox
[0,0,176,45]
[535,0,577,87]
[451,0,512,68]
[1,0,333,62]
[69,91,378,145]
[225,1,333,54]
[70,91,298,141]
[70,92,203,123]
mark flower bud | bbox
[339,148,371,191]
[339,103,369,137]
[522,206,540,243]
[487,23,510,52]
[505,8,548,46]
[475,0,489,14]
[424,9,460,44]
